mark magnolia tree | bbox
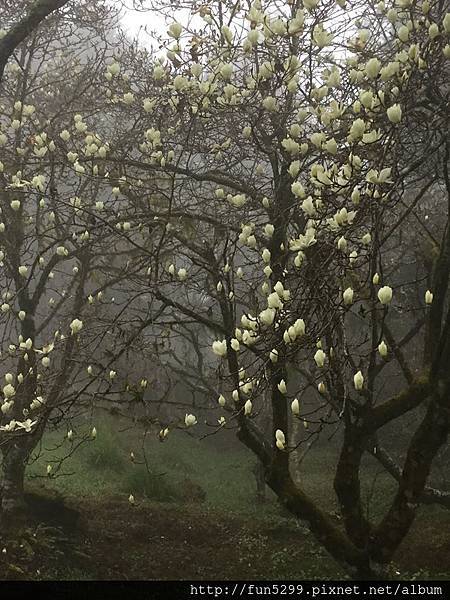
[0,0,159,517]
[93,0,450,576]
[2,0,450,578]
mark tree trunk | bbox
[370,389,449,563]
[334,426,370,549]
[289,416,303,486]
[1,444,28,517]
[253,459,266,502]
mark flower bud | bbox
[354,370,364,390]
[387,104,402,124]
[378,341,388,357]
[377,286,393,305]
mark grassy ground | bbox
[0,420,448,580]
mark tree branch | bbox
[0,0,70,82]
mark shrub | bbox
[121,465,181,502]
[84,429,126,473]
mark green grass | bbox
[26,420,264,514]
[26,418,401,523]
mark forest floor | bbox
[0,421,449,580]
[0,493,449,580]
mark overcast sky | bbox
[121,7,165,47]
[120,4,200,51]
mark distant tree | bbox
[0,0,147,517]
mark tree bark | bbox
[253,459,266,502]
[334,426,371,549]
[1,443,29,516]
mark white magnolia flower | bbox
[338,237,347,252]
[387,104,402,124]
[259,307,276,327]
[343,287,354,305]
[219,63,233,80]
[230,338,240,352]
[262,96,278,112]
[378,341,388,357]
[291,398,300,415]
[3,384,15,399]
[365,57,381,79]
[212,340,227,357]
[398,25,409,43]
[16,419,36,432]
[264,224,274,238]
[349,118,365,140]
[70,319,83,335]
[143,98,156,113]
[168,22,182,39]
[267,292,283,310]
[274,281,285,296]
[425,290,433,305]
[275,429,286,450]
[314,349,326,368]
[429,23,439,40]
[107,61,120,76]
[262,248,271,264]
[184,413,197,427]
[277,379,287,394]
[244,399,252,415]
[377,286,393,305]
[269,349,279,363]
[123,92,134,105]
[313,24,333,48]
[294,319,305,336]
